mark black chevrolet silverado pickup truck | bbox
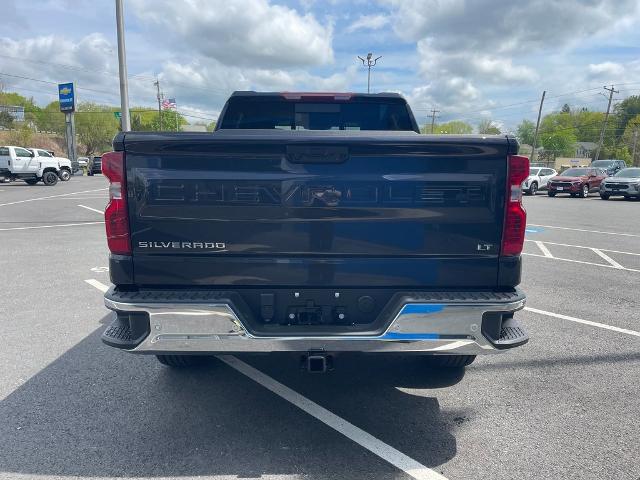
[100,92,529,372]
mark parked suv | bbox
[88,156,102,176]
[591,159,626,175]
[547,167,607,198]
[522,167,557,195]
[599,167,640,200]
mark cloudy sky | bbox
[2,0,640,130]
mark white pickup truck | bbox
[0,145,65,186]
[28,148,73,181]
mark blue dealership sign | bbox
[58,82,75,113]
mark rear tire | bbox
[156,354,207,368]
[42,171,58,186]
[424,355,476,368]
[529,182,538,196]
[600,193,610,200]
[547,192,556,197]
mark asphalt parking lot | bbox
[0,177,638,480]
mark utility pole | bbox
[115,0,131,131]
[530,90,546,163]
[429,108,440,134]
[154,79,162,131]
[594,85,619,162]
[357,53,381,93]
[632,128,639,166]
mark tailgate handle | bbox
[286,145,349,164]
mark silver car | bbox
[599,167,640,200]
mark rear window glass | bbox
[591,160,615,167]
[219,98,415,131]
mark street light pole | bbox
[357,53,382,93]
[115,0,131,131]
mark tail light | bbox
[102,151,131,255]
[501,154,529,256]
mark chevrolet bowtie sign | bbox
[58,82,75,113]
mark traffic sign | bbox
[114,111,121,119]
[58,82,75,113]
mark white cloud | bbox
[388,0,640,53]
[588,62,625,78]
[129,0,334,68]
[346,14,389,33]
[385,0,640,118]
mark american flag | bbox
[161,98,176,110]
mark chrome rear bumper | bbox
[103,289,527,355]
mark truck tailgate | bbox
[119,131,514,288]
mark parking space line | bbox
[218,355,448,480]
[81,278,447,479]
[0,221,104,232]
[525,239,640,257]
[527,223,640,238]
[523,252,640,273]
[524,307,640,338]
[84,279,110,293]
[591,249,624,269]
[0,188,107,207]
[78,204,104,214]
[534,241,554,258]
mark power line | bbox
[0,53,230,94]
[0,72,220,120]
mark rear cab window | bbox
[219,95,418,132]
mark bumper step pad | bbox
[492,317,529,349]
[101,314,150,350]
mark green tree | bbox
[129,108,187,131]
[614,95,640,138]
[621,114,640,165]
[571,110,606,143]
[206,121,217,132]
[0,111,14,129]
[561,103,571,114]
[35,101,65,134]
[598,145,631,162]
[75,102,120,156]
[477,119,501,134]
[7,126,34,146]
[0,91,41,125]
[516,119,535,145]
[539,112,577,157]
[430,120,473,134]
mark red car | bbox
[547,167,608,198]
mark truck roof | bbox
[229,91,405,100]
